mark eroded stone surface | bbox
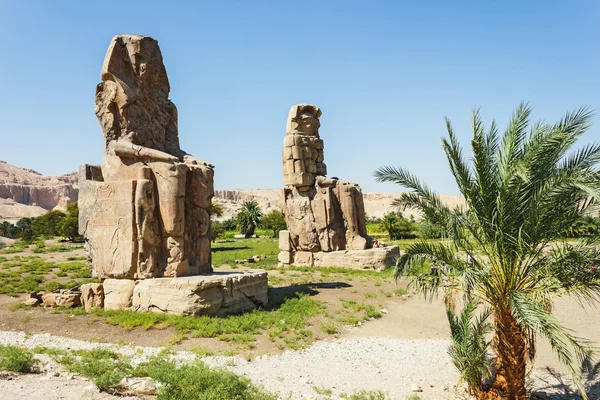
[312,246,400,271]
[79,34,214,279]
[41,292,81,308]
[80,283,104,312]
[103,279,135,310]
[131,272,268,316]
[279,105,373,263]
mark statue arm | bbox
[113,140,179,162]
[180,151,214,169]
[316,175,337,187]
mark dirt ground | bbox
[1,240,599,399]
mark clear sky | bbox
[1,1,598,194]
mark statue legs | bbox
[151,162,189,276]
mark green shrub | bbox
[56,348,133,391]
[0,345,38,372]
[143,359,277,400]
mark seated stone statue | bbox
[79,34,214,279]
[280,104,371,254]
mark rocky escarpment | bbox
[0,161,78,222]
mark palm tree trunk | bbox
[487,309,528,400]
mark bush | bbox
[378,212,417,240]
[260,210,286,237]
[32,210,65,237]
[60,202,83,242]
[144,359,277,400]
[211,220,226,241]
[418,218,446,239]
[0,345,38,373]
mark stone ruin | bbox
[278,105,399,270]
[78,34,267,316]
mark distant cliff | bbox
[0,161,78,223]
[0,161,465,224]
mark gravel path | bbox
[0,330,595,399]
[0,330,461,399]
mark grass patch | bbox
[313,385,333,396]
[211,239,278,268]
[341,390,390,400]
[92,292,324,350]
[0,345,38,372]
[0,256,97,295]
[319,321,339,335]
[42,347,276,399]
[140,357,277,400]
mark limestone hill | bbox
[0,161,464,223]
[0,161,78,223]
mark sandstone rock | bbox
[103,279,135,310]
[294,251,314,266]
[132,272,268,316]
[280,105,372,258]
[119,377,160,395]
[279,230,292,251]
[278,250,292,264]
[79,34,214,280]
[80,283,104,312]
[312,246,400,271]
[23,298,39,307]
[42,292,81,308]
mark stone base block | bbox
[281,246,400,271]
[129,272,268,316]
[104,279,136,310]
[81,283,104,312]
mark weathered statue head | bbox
[95,34,180,155]
[286,104,322,136]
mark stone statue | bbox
[280,104,372,258]
[79,34,214,279]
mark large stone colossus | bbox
[279,105,399,270]
[78,35,267,315]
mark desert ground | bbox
[0,238,598,400]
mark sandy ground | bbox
[1,294,598,400]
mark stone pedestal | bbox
[101,272,268,316]
[278,246,400,271]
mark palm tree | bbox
[210,202,225,219]
[374,104,600,400]
[236,201,263,238]
[379,212,399,240]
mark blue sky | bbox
[1,1,598,194]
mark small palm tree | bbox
[210,202,225,219]
[236,201,263,238]
[375,104,600,399]
[379,212,399,240]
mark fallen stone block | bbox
[42,292,81,308]
[23,298,40,307]
[81,283,104,312]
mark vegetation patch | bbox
[36,346,276,399]
[91,292,324,350]
[0,256,97,296]
[0,345,38,373]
